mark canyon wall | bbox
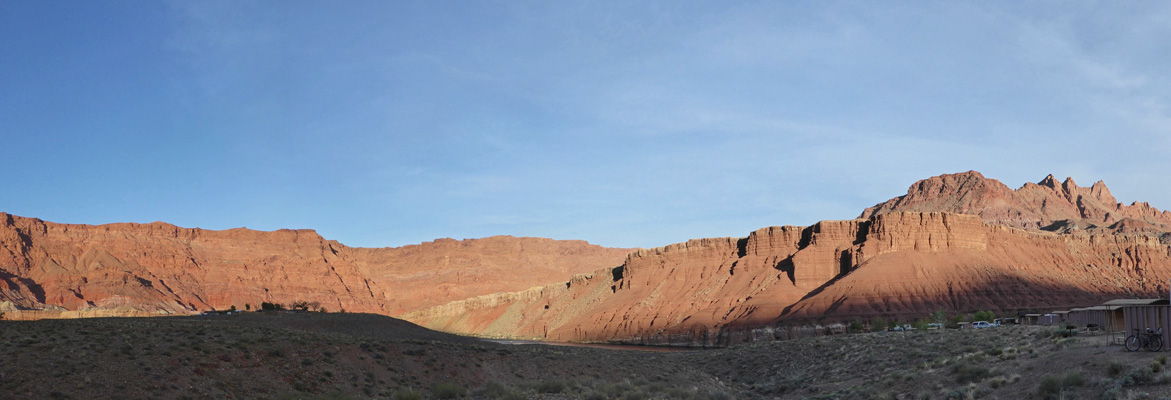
[0,212,629,318]
[408,173,1171,345]
[6,171,1170,348]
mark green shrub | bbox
[1101,386,1122,400]
[1126,366,1154,385]
[973,310,995,322]
[1061,370,1085,388]
[392,389,423,400]
[478,381,516,399]
[623,392,649,400]
[1108,362,1126,377]
[998,347,1018,360]
[848,319,865,333]
[535,379,567,394]
[951,362,992,384]
[431,382,466,399]
[1037,375,1062,399]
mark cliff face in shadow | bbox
[0,212,630,318]
[408,174,1171,345]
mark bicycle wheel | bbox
[1126,335,1142,351]
[1149,335,1164,352]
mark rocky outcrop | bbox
[408,174,1171,346]
[0,212,630,318]
[860,171,1171,233]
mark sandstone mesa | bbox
[0,216,629,318]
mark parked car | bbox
[972,321,995,329]
[891,324,915,331]
[926,323,944,330]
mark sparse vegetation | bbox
[1108,361,1127,377]
[534,379,568,394]
[4,313,1170,399]
[393,388,423,400]
[430,382,466,399]
[951,362,993,384]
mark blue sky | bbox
[2,1,1169,249]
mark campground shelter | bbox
[1119,298,1171,350]
[1065,305,1122,330]
[1034,313,1062,325]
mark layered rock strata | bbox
[861,171,1171,233]
[409,174,1171,345]
[0,212,629,318]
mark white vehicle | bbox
[972,321,994,329]
[891,324,915,331]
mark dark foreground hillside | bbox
[4,313,1171,399]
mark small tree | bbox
[261,302,282,311]
[871,317,889,332]
[973,310,995,322]
[228,305,237,312]
[848,319,865,333]
[245,303,251,311]
[932,309,949,326]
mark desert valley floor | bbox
[5,312,1171,400]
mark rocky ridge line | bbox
[407,173,1171,345]
[0,213,630,318]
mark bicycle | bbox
[1125,327,1164,352]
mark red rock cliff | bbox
[861,171,1171,233]
[0,212,630,318]
[407,173,1171,345]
